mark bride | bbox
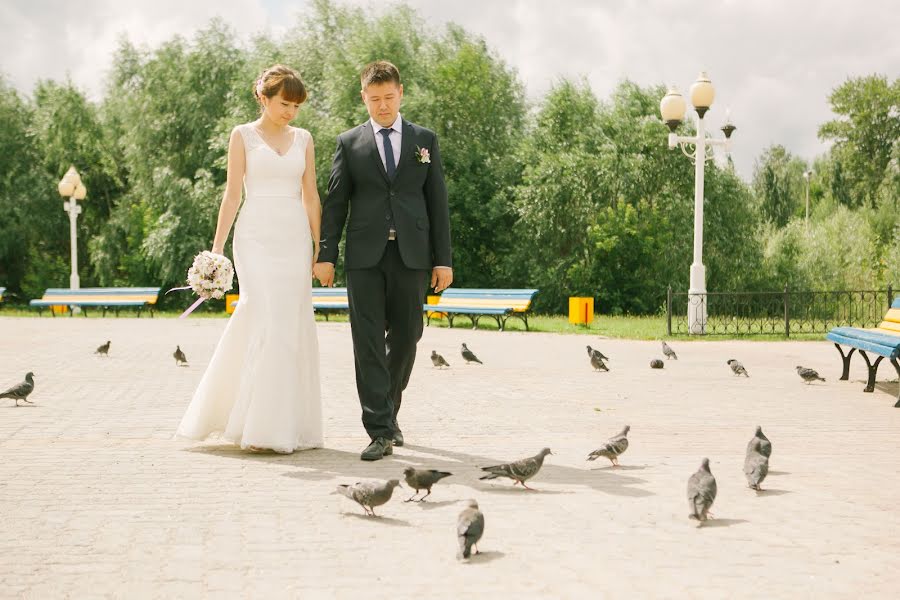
[176,65,323,453]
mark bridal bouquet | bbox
[167,251,235,318]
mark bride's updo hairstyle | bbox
[253,65,307,109]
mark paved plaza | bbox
[1,316,899,599]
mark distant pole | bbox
[803,170,813,227]
[57,166,87,290]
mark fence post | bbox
[889,283,894,308]
[666,285,672,336]
[783,285,790,337]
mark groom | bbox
[314,60,453,461]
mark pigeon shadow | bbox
[340,512,411,527]
[2,404,40,408]
[463,550,505,564]
[699,518,748,528]
[754,488,791,497]
[408,499,459,511]
[767,470,791,476]
[589,465,649,471]
[477,485,573,495]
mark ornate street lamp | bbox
[57,166,87,290]
[660,72,736,334]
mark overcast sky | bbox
[1,0,898,179]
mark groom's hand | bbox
[431,267,453,293]
[314,262,335,287]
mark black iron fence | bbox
[666,285,895,336]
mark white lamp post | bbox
[660,72,736,334]
[57,166,87,290]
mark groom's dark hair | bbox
[360,60,401,90]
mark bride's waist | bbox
[244,193,301,201]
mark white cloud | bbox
[1,0,898,178]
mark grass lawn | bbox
[1,305,825,341]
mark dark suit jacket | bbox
[318,119,452,271]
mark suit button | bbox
[385,214,391,220]
[390,191,396,198]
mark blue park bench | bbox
[29,287,162,317]
[826,297,900,407]
[423,288,539,331]
[230,287,350,320]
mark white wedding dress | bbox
[176,123,323,452]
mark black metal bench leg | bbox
[446,314,454,329]
[471,315,480,330]
[834,343,856,380]
[890,358,900,407]
[859,350,884,393]
[494,315,503,331]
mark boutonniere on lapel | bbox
[415,146,431,164]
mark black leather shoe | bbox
[360,437,393,461]
[392,420,404,447]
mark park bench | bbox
[826,297,900,406]
[423,288,539,331]
[29,287,162,317]
[229,287,350,320]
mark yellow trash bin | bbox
[568,297,594,325]
[226,293,240,314]
[426,294,446,319]
[51,304,68,316]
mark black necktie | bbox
[379,128,396,179]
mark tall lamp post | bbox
[659,72,736,334]
[57,166,87,290]
[803,170,813,227]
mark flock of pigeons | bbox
[0,335,830,560]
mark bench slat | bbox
[827,331,900,359]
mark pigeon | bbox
[662,341,678,360]
[746,426,772,459]
[587,425,630,466]
[334,479,402,517]
[796,366,824,384]
[461,343,483,365]
[586,345,609,361]
[590,351,609,372]
[457,499,485,560]
[403,467,453,502]
[430,351,450,369]
[727,359,749,377]
[744,438,770,491]
[174,346,188,366]
[479,448,552,490]
[687,458,717,525]
[95,340,111,356]
[0,372,35,406]
[650,359,664,369]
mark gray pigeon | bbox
[586,345,609,361]
[334,479,402,517]
[744,438,770,491]
[95,340,111,356]
[650,359,664,369]
[587,425,630,466]
[479,448,551,490]
[687,458,717,525]
[430,350,450,369]
[746,426,772,459]
[796,366,824,384]
[662,341,678,360]
[461,343,482,365]
[174,346,188,366]
[727,359,749,377]
[457,499,485,560]
[403,467,453,502]
[0,372,35,406]
[590,352,609,372]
